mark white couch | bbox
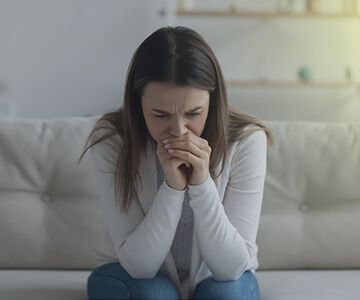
[0,116,359,300]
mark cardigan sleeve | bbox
[188,129,267,281]
[90,123,185,279]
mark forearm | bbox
[188,177,250,281]
[119,181,185,279]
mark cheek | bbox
[145,118,167,141]
[190,116,208,136]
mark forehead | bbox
[142,81,209,109]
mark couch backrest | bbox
[0,117,105,269]
[257,121,360,270]
[1,118,360,270]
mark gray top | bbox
[156,156,194,283]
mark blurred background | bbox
[0,0,359,121]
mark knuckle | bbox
[157,148,165,157]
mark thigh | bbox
[87,262,179,300]
[193,271,260,300]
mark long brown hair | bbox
[79,26,273,212]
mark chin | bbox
[150,135,162,144]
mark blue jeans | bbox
[87,262,260,300]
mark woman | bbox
[80,26,273,300]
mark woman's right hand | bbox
[157,140,189,191]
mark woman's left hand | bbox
[163,131,211,186]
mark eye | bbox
[154,114,169,118]
[187,112,201,117]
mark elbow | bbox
[119,252,158,280]
[120,259,157,279]
[213,263,248,282]
[212,252,250,281]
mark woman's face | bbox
[141,81,210,143]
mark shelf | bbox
[225,80,360,88]
[177,9,360,19]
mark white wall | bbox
[0,0,359,121]
[0,0,165,118]
[173,0,360,122]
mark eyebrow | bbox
[151,106,203,114]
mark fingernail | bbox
[165,144,171,149]
[163,139,169,144]
[168,149,174,153]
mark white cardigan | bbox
[90,121,267,299]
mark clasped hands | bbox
[156,131,211,191]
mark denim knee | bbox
[134,275,179,300]
[87,262,179,300]
[193,271,260,300]
[87,263,130,300]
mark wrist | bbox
[165,179,186,191]
[188,175,214,198]
[189,172,210,186]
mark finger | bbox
[157,143,168,159]
[188,133,210,152]
[171,157,191,169]
[166,140,203,159]
[165,135,211,160]
[168,148,200,167]
[157,143,191,168]
[165,132,209,152]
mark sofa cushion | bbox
[258,121,360,270]
[1,270,359,300]
[0,117,105,269]
[256,270,360,299]
[0,270,90,300]
[1,117,360,272]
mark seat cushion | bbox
[0,270,91,300]
[2,269,360,299]
[256,270,360,299]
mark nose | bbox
[168,117,188,137]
